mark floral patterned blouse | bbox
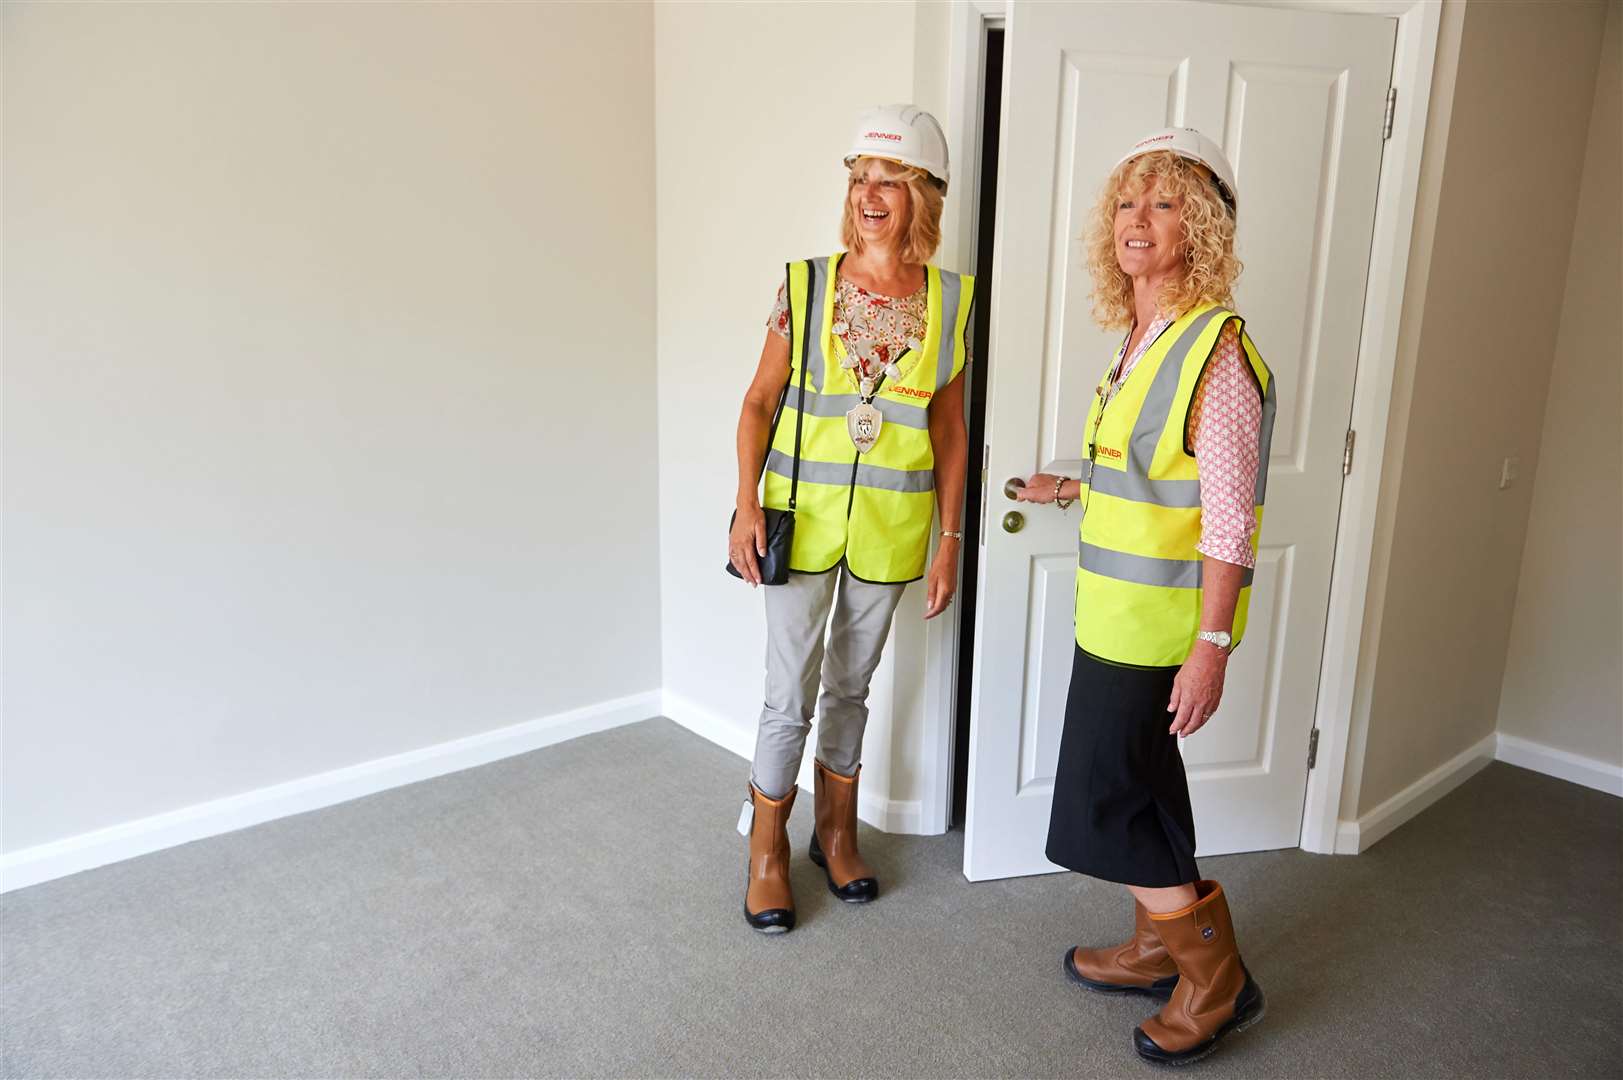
[768,273,967,388]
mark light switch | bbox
[1499,456,1520,490]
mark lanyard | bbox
[1080,326,1144,523]
[1087,332,1133,459]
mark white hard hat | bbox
[1114,127,1238,216]
[844,104,950,192]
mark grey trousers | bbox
[751,565,907,800]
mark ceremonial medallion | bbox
[847,401,883,454]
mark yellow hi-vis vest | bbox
[1074,303,1277,667]
[762,254,974,584]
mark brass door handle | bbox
[1003,477,1026,500]
[1002,511,1025,534]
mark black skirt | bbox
[1045,645,1199,888]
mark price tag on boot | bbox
[736,799,754,837]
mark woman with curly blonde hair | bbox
[1016,129,1275,1065]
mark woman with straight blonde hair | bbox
[727,105,973,935]
[1017,128,1276,1064]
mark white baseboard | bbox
[1334,732,1498,854]
[0,691,661,894]
[1333,819,1361,855]
[661,689,924,834]
[1496,733,1623,797]
[868,790,925,834]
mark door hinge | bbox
[1342,429,1356,476]
[1307,728,1320,769]
[1382,87,1397,140]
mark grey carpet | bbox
[3,717,1620,1079]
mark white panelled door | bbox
[963,1,1397,880]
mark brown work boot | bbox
[1063,901,1179,998]
[808,760,878,902]
[743,783,796,933]
[1134,880,1265,1065]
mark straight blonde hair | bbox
[840,156,944,266]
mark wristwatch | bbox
[1196,629,1232,652]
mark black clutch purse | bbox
[727,264,809,587]
[726,505,795,586]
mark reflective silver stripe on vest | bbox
[1127,306,1228,480]
[1087,464,1202,508]
[785,386,929,429]
[1078,539,1255,589]
[804,257,829,392]
[936,270,962,391]
[1255,365,1277,504]
[767,449,934,493]
[858,461,934,492]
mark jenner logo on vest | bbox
[892,386,933,401]
[1095,445,1124,460]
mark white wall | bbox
[2,1,661,854]
[1496,0,1622,772]
[1337,0,1613,821]
[654,1,947,823]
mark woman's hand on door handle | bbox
[1016,473,1080,505]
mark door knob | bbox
[1003,477,1026,500]
[1002,511,1025,534]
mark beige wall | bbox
[2,2,661,851]
[1497,1,1623,767]
[1347,0,1612,816]
[11,0,1608,860]
[654,2,934,811]
[913,2,953,170]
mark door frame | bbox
[932,0,1444,854]
[917,0,1007,836]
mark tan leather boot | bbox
[808,760,878,903]
[1063,901,1179,998]
[1134,880,1265,1065]
[743,784,796,933]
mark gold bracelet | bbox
[1054,477,1075,511]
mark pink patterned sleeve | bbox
[766,280,790,341]
[1191,321,1263,569]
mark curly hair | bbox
[1085,150,1242,330]
[840,156,943,265]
